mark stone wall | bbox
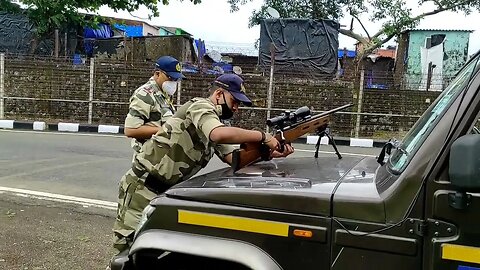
[360,89,440,138]
[4,56,90,122]
[93,36,195,63]
[1,55,444,138]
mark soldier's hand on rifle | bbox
[271,143,294,158]
[263,133,280,151]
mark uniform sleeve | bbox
[187,100,224,139]
[154,92,175,125]
[124,90,155,128]
[214,144,236,161]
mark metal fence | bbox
[0,53,443,139]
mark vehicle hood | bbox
[165,156,380,216]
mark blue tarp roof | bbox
[113,24,143,37]
[84,23,113,39]
[83,23,114,56]
[338,49,356,58]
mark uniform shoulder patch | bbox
[141,85,154,94]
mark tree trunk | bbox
[29,36,39,55]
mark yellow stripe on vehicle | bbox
[442,244,480,264]
[178,210,289,237]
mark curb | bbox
[0,120,124,135]
[0,120,387,148]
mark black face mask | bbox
[218,93,234,120]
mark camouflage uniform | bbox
[124,77,176,153]
[113,98,235,252]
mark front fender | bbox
[130,229,282,270]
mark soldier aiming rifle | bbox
[232,104,353,171]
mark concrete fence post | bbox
[88,58,95,124]
[0,53,4,119]
[354,70,365,138]
[176,81,182,107]
[266,43,275,133]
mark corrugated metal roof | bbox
[375,49,396,58]
[402,29,474,33]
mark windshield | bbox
[388,55,479,172]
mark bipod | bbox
[314,127,342,159]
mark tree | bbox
[228,0,480,58]
[0,0,201,35]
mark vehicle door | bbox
[422,53,480,270]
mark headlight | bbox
[135,204,156,234]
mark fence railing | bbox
[0,53,444,139]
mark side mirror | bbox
[448,134,480,209]
[449,134,480,191]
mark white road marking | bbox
[0,186,117,210]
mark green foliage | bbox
[0,0,22,13]
[229,0,480,55]
[228,0,347,28]
[3,0,201,35]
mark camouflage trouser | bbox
[112,168,156,253]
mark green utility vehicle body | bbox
[112,52,480,270]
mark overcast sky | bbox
[97,0,480,55]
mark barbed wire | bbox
[204,41,258,57]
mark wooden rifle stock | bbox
[231,104,352,171]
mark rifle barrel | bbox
[309,104,353,119]
[284,104,353,130]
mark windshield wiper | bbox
[377,138,407,166]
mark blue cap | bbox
[155,56,185,80]
[214,74,252,106]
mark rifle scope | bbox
[267,106,311,127]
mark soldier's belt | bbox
[132,166,171,195]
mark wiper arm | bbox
[377,138,407,166]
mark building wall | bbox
[405,30,470,90]
[159,28,174,36]
[142,23,158,36]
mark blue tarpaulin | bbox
[84,23,113,39]
[83,23,114,56]
[113,24,143,37]
[338,50,356,58]
[194,39,206,61]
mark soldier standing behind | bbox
[124,56,185,154]
[112,74,294,254]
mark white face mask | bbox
[162,81,178,96]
